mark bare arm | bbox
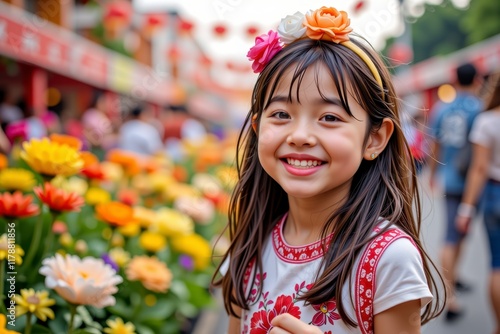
[374,299,422,334]
[427,140,441,191]
[227,304,241,334]
[456,143,491,232]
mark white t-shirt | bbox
[240,214,433,334]
[118,120,163,156]
[469,111,500,181]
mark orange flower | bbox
[80,151,99,167]
[96,202,134,227]
[106,149,141,176]
[126,255,172,292]
[34,182,85,213]
[0,191,40,218]
[0,153,7,169]
[304,6,352,43]
[49,133,83,151]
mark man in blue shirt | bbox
[428,62,483,322]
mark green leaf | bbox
[135,324,156,334]
[73,329,103,334]
[170,280,190,301]
[107,298,133,319]
[137,298,177,322]
[31,324,53,333]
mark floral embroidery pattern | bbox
[250,295,301,334]
[310,301,342,326]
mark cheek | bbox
[257,125,279,146]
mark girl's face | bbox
[257,63,370,204]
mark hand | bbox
[270,313,323,334]
[455,214,472,234]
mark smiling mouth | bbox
[285,158,324,168]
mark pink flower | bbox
[247,30,282,73]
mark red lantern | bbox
[199,55,212,68]
[167,45,181,61]
[103,0,133,31]
[388,43,413,65]
[213,24,227,37]
[246,25,259,39]
[144,14,166,32]
[353,1,366,13]
[178,19,194,34]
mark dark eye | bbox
[321,114,339,122]
[272,111,290,119]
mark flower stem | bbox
[0,260,6,314]
[68,304,76,334]
[22,215,44,275]
[42,211,59,258]
[25,312,32,334]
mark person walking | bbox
[456,71,500,334]
[428,62,483,321]
[212,6,444,334]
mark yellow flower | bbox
[14,289,55,321]
[163,182,200,202]
[139,231,166,253]
[0,314,20,334]
[133,206,157,229]
[51,175,88,196]
[0,168,36,191]
[85,187,111,206]
[20,137,83,177]
[126,255,172,293]
[118,222,141,238]
[153,208,193,237]
[215,165,238,190]
[171,233,211,270]
[100,161,124,182]
[109,248,130,268]
[0,234,24,265]
[148,172,176,193]
[104,317,136,334]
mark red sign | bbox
[0,8,108,87]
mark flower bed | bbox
[0,133,236,334]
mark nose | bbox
[286,122,317,147]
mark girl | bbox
[212,6,444,334]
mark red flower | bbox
[311,300,341,326]
[34,182,85,213]
[0,191,40,218]
[250,295,301,333]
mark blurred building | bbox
[393,33,500,114]
[0,0,235,127]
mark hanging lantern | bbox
[178,19,194,35]
[213,24,227,38]
[143,14,166,36]
[388,43,413,65]
[353,1,366,13]
[103,0,133,33]
[167,45,181,61]
[199,55,212,68]
[245,25,259,39]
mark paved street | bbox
[195,171,495,334]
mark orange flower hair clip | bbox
[247,6,384,96]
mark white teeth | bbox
[286,158,322,168]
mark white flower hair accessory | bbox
[277,11,307,45]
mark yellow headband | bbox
[341,40,384,96]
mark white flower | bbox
[39,253,123,308]
[277,11,307,44]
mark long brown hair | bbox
[212,37,445,327]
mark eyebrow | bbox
[267,95,344,107]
